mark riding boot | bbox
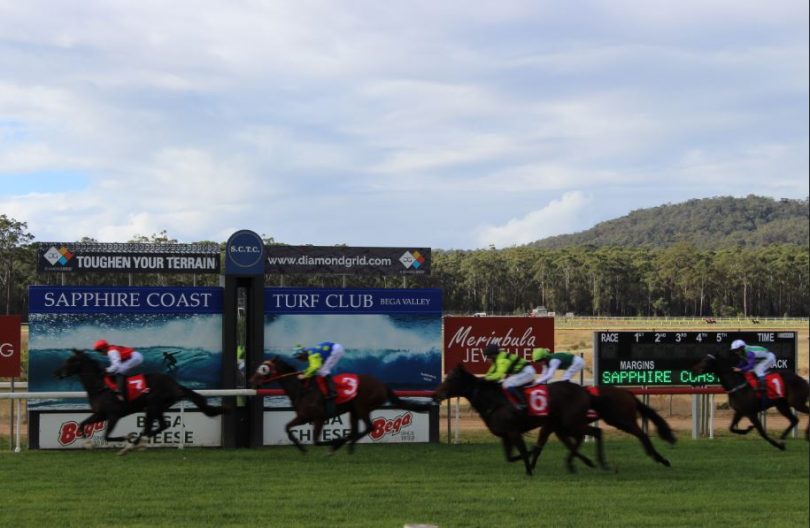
[508,386,527,411]
[116,374,127,401]
[325,375,337,400]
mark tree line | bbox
[1,215,808,318]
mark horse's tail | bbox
[635,399,677,444]
[180,386,229,417]
[385,387,434,413]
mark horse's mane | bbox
[271,356,301,374]
[73,350,106,376]
[451,364,506,396]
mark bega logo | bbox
[58,420,105,446]
[369,411,413,441]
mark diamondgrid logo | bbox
[399,250,426,269]
[43,246,74,266]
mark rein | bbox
[262,370,304,385]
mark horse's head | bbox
[54,349,101,379]
[433,363,477,401]
[692,352,734,375]
[249,356,298,388]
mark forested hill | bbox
[530,195,809,249]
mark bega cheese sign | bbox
[263,409,429,445]
[38,412,223,449]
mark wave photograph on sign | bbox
[28,312,223,409]
[263,313,441,390]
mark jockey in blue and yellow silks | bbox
[294,341,346,399]
[482,344,535,411]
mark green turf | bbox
[1,437,807,528]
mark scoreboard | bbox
[594,330,798,386]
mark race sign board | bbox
[0,315,21,377]
[443,316,554,375]
[594,331,798,386]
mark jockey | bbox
[730,339,775,393]
[482,344,535,411]
[532,348,585,384]
[295,341,345,400]
[93,339,144,400]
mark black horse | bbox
[588,385,677,467]
[692,352,809,448]
[433,364,605,476]
[54,349,228,454]
[249,356,434,454]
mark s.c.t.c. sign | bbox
[225,230,265,275]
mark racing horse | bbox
[249,356,434,454]
[54,349,229,454]
[692,352,809,448]
[585,385,677,468]
[432,364,606,476]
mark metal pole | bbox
[709,394,714,439]
[691,394,698,440]
[178,401,185,450]
[445,399,450,444]
[9,378,14,451]
[453,397,460,445]
[14,398,21,452]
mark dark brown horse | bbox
[692,352,809,448]
[54,349,228,454]
[433,364,605,476]
[588,385,677,467]
[249,356,433,454]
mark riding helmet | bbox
[93,339,109,352]
[532,347,551,361]
[730,339,747,351]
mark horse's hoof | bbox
[777,442,786,451]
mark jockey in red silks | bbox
[93,339,144,400]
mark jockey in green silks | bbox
[482,344,536,411]
[532,348,585,384]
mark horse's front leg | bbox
[510,432,532,476]
[529,426,552,471]
[747,413,786,450]
[285,415,312,453]
[103,416,128,443]
[729,411,754,435]
[75,413,106,448]
[501,436,521,462]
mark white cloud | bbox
[0,1,806,249]
[475,191,594,248]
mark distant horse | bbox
[692,353,809,448]
[54,349,228,454]
[582,386,677,467]
[249,356,434,454]
[433,364,605,476]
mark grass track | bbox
[1,437,807,528]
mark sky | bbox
[0,1,807,250]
